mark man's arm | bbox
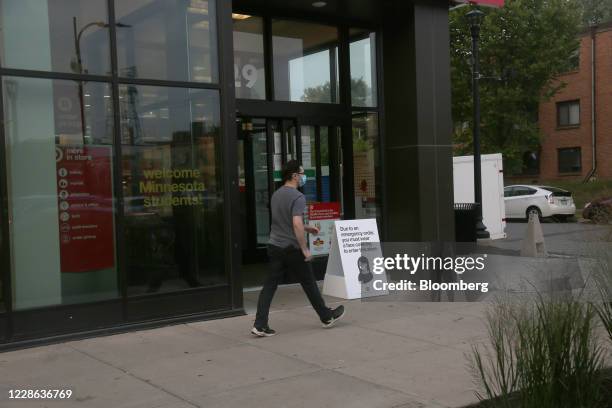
[304,224,320,235]
[292,215,312,260]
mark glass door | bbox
[238,117,298,265]
[299,124,342,208]
[237,117,344,286]
[238,118,270,263]
[271,119,298,191]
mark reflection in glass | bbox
[352,112,380,220]
[3,77,117,310]
[237,134,251,254]
[271,120,298,190]
[350,29,377,107]
[272,20,339,103]
[249,122,271,244]
[301,126,317,202]
[272,123,282,183]
[286,123,297,161]
[0,0,110,75]
[233,15,266,99]
[115,0,218,83]
[300,125,333,203]
[119,85,226,295]
[320,126,331,202]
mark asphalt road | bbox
[484,220,612,257]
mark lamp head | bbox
[465,9,485,29]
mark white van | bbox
[453,153,507,240]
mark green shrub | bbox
[470,296,606,408]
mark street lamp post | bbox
[466,8,489,239]
[72,18,129,142]
[73,17,107,140]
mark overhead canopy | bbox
[232,0,383,24]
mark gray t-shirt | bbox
[269,185,306,248]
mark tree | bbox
[302,81,333,103]
[301,78,370,104]
[581,0,612,25]
[450,0,582,174]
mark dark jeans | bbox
[254,244,332,327]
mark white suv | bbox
[504,185,576,221]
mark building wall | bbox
[381,0,455,242]
[538,24,612,180]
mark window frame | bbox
[556,100,580,128]
[232,15,267,100]
[232,14,379,109]
[0,0,233,340]
[511,187,536,197]
[557,147,582,174]
[348,29,378,108]
[270,18,340,104]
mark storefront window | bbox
[0,0,110,75]
[350,29,377,107]
[233,15,266,100]
[115,0,218,83]
[119,85,225,295]
[352,112,380,220]
[272,20,339,103]
[2,77,117,310]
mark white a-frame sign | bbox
[323,219,388,299]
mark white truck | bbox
[453,153,506,240]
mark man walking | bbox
[251,160,345,337]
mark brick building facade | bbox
[538,22,612,181]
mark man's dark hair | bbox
[281,159,301,182]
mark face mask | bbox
[298,174,307,187]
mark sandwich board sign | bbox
[323,219,388,299]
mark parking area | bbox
[483,221,612,257]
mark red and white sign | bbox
[309,202,340,221]
[56,145,115,273]
[308,202,341,256]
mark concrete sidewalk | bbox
[0,286,491,408]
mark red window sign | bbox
[308,202,341,221]
[56,145,115,273]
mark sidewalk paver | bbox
[0,290,495,408]
[195,369,433,408]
